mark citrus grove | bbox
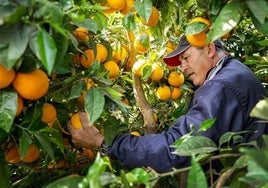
[0,0,267,187]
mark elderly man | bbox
[68,35,267,172]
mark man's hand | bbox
[67,112,104,150]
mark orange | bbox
[134,33,149,53]
[72,27,89,42]
[168,71,184,86]
[113,45,128,63]
[104,60,120,78]
[150,63,164,81]
[12,69,49,100]
[106,0,125,11]
[95,43,108,63]
[0,64,16,89]
[41,103,57,123]
[186,17,211,47]
[16,96,24,116]
[70,112,83,130]
[156,85,171,101]
[132,59,147,76]
[5,145,20,164]
[130,131,141,136]
[22,144,40,163]
[120,0,134,15]
[170,87,182,99]
[166,40,176,53]
[141,6,159,26]
[81,49,95,68]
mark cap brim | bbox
[163,45,191,66]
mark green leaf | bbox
[130,168,149,184]
[45,175,84,188]
[219,131,252,147]
[85,87,105,124]
[34,29,57,75]
[0,165,11,188]
[173,136,218,156]
[35,133,55,160]
[0,5,27,24]
[69,80,86,100]
[134,0,153,22]
[142,63,152,81]
[74,18,100,34]
[250,98,268,120]
[185,22,208,35]
[197,118,216,133]
[240,157,268,186]
[208,0,247,42]
[187,156,208,188]
[233,155,248,170]
[246,0,268,24]
[0,90,17,133]
[38,127,65,153]
[122,13,136,31]
[19,131,32,158]
[0,23,28,69]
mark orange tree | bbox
[0,0,268,187]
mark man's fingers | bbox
[79,112,92,127]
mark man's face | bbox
[179,46,213,86]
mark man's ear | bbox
[207,42,216,58]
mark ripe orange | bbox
[166,40,176,53]
[72,27,89,42]
[5,145,20,164]
[41,103,57,123]
[106,0,125,11]
[16,96,24,116]
[12,69,49,100]
[104,60,120,78]
[22,144,40,163]
[0,64,16,89]
[141,6,159,26]
[168,71,184,86]
[134,33,150,53]
[96,43,108,63]
[72,54,81,65]
[70,112,83,130]
[186,17,211,47]
[132,59,147,76]
[81,49,95,68]
[156,85,171,101]
[120,0,134,15]
[170,87,182,99]
[150,63,164,81]
[113,45,128,63]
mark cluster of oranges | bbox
[0,64,58,164]
[102,0,160,28]
[5,142,40,164]
[0,65,57,123]
[132,58,185,101]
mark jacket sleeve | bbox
[107,82,241,172]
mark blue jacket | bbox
[108,56,268,172]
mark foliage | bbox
[0,0,267,187]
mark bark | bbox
[132,73,157,134]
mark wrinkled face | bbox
[179,46,214,86]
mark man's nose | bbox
[180,61,187,72]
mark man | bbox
[68,35,267,172]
